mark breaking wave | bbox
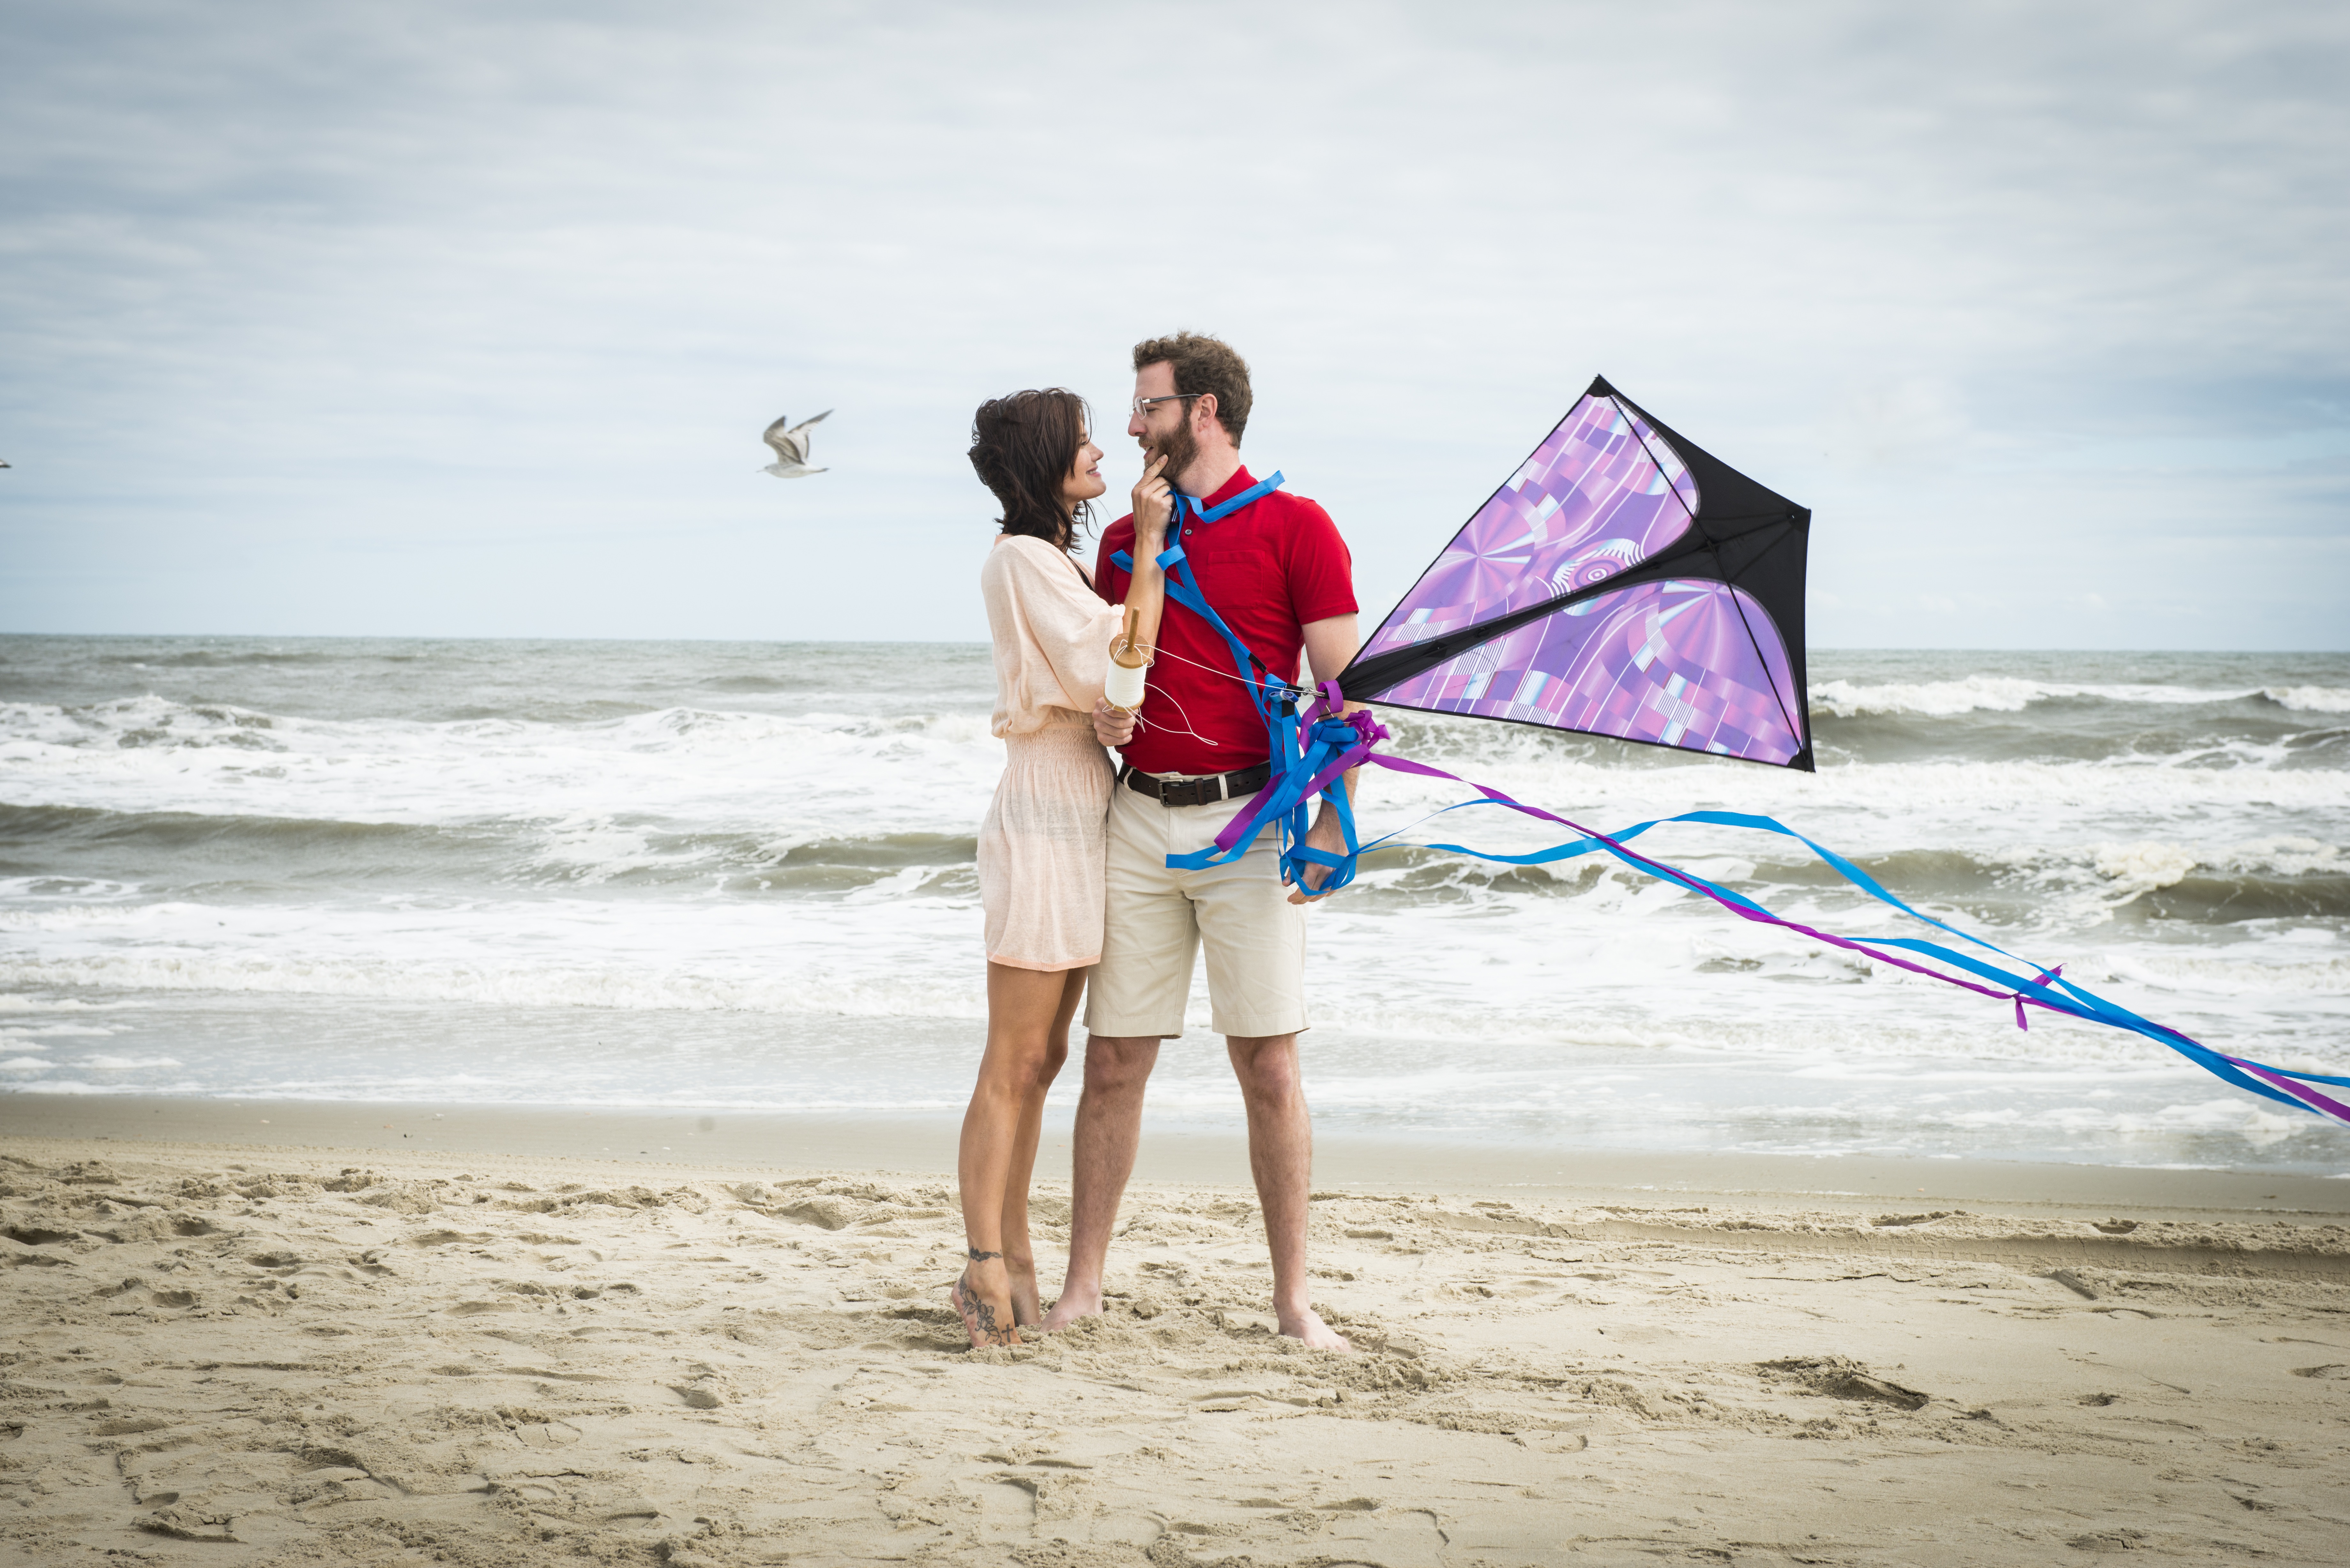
[1809,677,2350,718]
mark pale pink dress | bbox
[977,534,1123,971]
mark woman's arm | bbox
[1106,455,1172,712]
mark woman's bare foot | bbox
[1005,1256,1044,1328]
[1277,1306,1352,1352]
[949,1267,1019,1349]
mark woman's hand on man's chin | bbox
[1131,453,1172,541]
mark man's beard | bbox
[1146,415,1198,497]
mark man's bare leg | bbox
[1227,1033,1350,1351]
[1040,1033,1159,1329]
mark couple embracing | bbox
[954,332,1361,1352]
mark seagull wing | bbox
[762,415,808,464]
[788,408,832,436]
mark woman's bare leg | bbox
[998,967,1084,1323]
[953,961,1081,1346]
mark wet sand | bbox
[8,1092,2346,1218]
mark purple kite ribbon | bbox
[1213,695,2116,1018]
[1207,686,1388,857]
[1352,747,2053,1004]
[1255,718,2350,1128]
[2015,966,2063,1031]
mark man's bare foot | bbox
[1277,1307,1352,1352]
[1039,1285,1103,1332]
[949,1271,1018,1348]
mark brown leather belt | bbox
[1119,761,1272,809]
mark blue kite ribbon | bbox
[1174,470,1285,527]
[1113,488,2348,1128]
[1110,468,1359,894]
[1330,752,2350,1128]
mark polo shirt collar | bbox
[1184,465,1256,525]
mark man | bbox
[1041,332,1359,1351]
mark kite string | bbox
[1125,641,1306,753]
[1148,639,1294,694]
[1130,682,1226,751]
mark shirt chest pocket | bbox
[1193,547,1278,601]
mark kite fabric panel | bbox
[1340,377,1815,770]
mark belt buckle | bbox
[1165,773,1217,809]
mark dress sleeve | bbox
[1004,540,1122,714]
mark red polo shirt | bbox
[1095,465,1357,776]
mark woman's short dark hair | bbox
[968,388,1092,552]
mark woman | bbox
[955,388,1168,1348]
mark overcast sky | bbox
[3,0,2344,647]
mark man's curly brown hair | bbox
[1133,331,1252,446]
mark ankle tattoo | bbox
[967,1248,1002,1262]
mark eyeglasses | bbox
[1130,393,1202,418]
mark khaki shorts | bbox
[1083,774,1312,1040]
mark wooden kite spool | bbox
[1105,605,1153,712]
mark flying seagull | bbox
[761,410,831,478]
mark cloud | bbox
[1,0,2344,646]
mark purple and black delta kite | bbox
[1339,376,1812,771]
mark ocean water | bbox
[2,636,2345,1175]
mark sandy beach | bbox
[10,2,2350,1563]
[4,1105,2346,1566]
